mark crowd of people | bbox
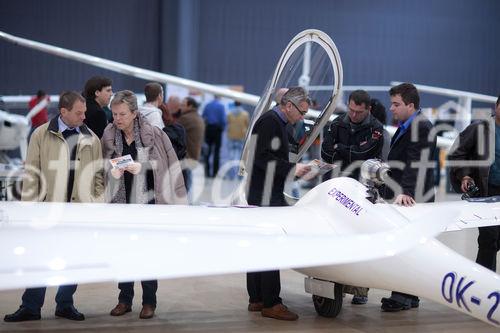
[3,78,500,323]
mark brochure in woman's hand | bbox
[109,154,134,169]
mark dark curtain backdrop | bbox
[0,0,498,104]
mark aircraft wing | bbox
[0,30,455,153]
[390,197,500,231]
[0,31,260,106]
[0,200,449,291]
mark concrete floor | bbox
[0,270,498,333]
[0,168,499,332]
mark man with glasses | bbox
[246,86,311,321]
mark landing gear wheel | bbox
[312,282,343,318]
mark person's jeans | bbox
[227,139,244,179]
[118,280,158,306]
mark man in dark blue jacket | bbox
[381,83,436,312]
[202,96,226,177]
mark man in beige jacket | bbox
[4,91,104,323]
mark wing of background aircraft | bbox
[0,29,343,161]
[0,29,455,155]
[0,30,259,106]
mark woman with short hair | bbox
[101,90,187,319]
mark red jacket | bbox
[28,96,49,128]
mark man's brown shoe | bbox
[110,303,131,316]
[248,302,264,312]
[261,303,298,321]
[139,304,155,319]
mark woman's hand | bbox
[110,168,124,179]
[125,162,142,175]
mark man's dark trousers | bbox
[204,124,223,177]
[247,271,282,308]
[476,183,500,271]
[21,285,77,313]
[118,280,158,306]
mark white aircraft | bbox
[0,95,50,163]
[0,110,29,163]
[0,29,500,328]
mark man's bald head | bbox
[167,95,181,111]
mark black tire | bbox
[312,282,343,318]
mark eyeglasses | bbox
[289,101,308,116]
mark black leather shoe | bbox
[381,297,410,312]
[4,307,41,322]
[55,306,85,321]
[352,295,368,305]
[410,297,420,308]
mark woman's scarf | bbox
[111,118,150,204]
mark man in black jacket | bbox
[380,83,436,312]
[322,89,384,181]
[321,89,384,305]
[83,76,113,138]
[448,95,500,271]
[246,87,311,321]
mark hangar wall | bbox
[0,0,498,100]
